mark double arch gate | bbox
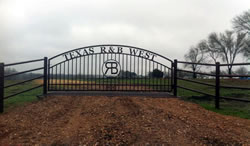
[48,45,173,92]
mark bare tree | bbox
[236,67,248,75]
[208,30,248,75]
[232,9,250,34]
[198,40,220,63]
[184,46,206,79]
[243,40,250,59]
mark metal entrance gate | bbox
[48,45,173,92]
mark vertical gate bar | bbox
[51,66,54,90]
[148,61,151,91]
[48,59,50,91]
[215,62,220,109]
[0,63,4,113]
[145,59,147,91]
[103,54,105,91]
[122,54,124,91]
[171,62,174,91]
[75,57,78,90]
[173,59,178,96]
[168,68,170,91]
[91,55,93,90]
[165,67,167,91]
[153,62,155,91]
[137,56,140,91]
[80,56,82,90]
[134,54,136,91]
[55,65,58,91]
[118,53,121,91]
[83,57,85,91]
[87,56,89,90]
[99,54,101,90]
[157,63,159,91]
[67,61,70,90]
[141,57,143,91]
[160,65,163,91]
[129,55,132,91]
[114,53,116,90]
[43,57,48,95]
[59,63,62,90]
[126,54,128,91]
[63,62,66,90]
[110,54,113,91]
[71,59,74,90]
[95,54,97,91]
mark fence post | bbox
[0,63,4,113]
[43,57,48,95]
[215,62,220,109]
[173,59,178,96]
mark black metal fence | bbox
[173,59,250,109]
[0,57,47,112]
[1,45,249,113]
[48,45,173,92]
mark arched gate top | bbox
[49,44,173,63]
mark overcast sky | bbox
[0,0,250,63]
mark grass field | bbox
[4,80,42,111]
[3,78,250,119]
[177,79,250,119]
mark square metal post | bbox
[215,62,220,109]
[173,59,178,96]
[43,57,48,95]
[0,63,4,113]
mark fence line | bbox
[173,60,250,109]
[0,57,47,113]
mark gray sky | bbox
[1,0,250,63]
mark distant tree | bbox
[208,31,248,75]
[243,40,250,59]
[198,40,220,63]
[232,9,250,34]
[149,69,163,78]
[184,45,206,79]
[118,70,137,78]
[235,67,248,75]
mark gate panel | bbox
[48,45,173,92]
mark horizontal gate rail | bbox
[4,58,44,67]
[177,85,215,97]
[4,85,43,99]
[177,61,216,66]
[220,85,250,90]
[4,75,44,89]
[177,77,215,87]
[220,96,250,102]
[177,69,216,76]
[5,67,44,78]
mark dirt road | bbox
[0,95,250,145]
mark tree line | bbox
[184,9,250,78]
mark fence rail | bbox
[0,57,47,112]
[173,60,250,109]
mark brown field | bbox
[0,95,250,145]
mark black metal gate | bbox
[48,45,173,92]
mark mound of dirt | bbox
[0,95,249,145]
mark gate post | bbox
[0,63,4,113]
[215,62,220,109]
[43,57,48,95]
[173,59,178,96]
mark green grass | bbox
[4,80,42,111]
[177,79,250,119]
